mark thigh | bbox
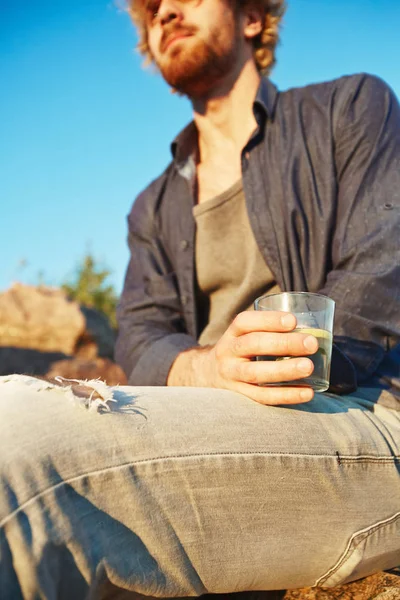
[1,376,399,597]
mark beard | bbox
[155,17,241,98]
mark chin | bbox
[159,51,222,97]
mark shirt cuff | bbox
[127,333,198,386]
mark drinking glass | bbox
[254,292,335,392]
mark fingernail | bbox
[304,335,318,352]
[281,314,295,328]
[298,358,312,373]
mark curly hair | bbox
[127,0,286,75]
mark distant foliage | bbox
[62,253,118,328]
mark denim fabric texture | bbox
[1,376,399,599]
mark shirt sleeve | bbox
[115,189,198,386]
[320,74,400,385]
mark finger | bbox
[234,381,315,406]
[231,331,318,358]
[228,311,297,337]
[231,356,315,385]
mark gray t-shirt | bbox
[193,179,280,346]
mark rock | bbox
[91,571,400,600]
[228,570,400,600]
[281,569,400,599]
[195,571,400,600]
[0,283,85,355]
[77,305,116,360]
[46,357,127,386]
[0,347,68,377]
[0,283,85,354]
[0,283,123,382]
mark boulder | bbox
[0,283,84,355]
[0,283,123,384]
[47,357,127,386]
[77,305,116,359]
[0,347,68,377]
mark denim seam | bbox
[314,511,400,586]
[1,452,399,529]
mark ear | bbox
[243,6,263,40]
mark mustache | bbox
[160,24,197,53]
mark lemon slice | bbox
[294,327,332,340]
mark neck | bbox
[191,58,261,162]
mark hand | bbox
[207,310,318,404]
[168,310,319,405]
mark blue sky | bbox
[1,0,399,294]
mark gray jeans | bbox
[0,375,399,600]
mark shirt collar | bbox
[170,76,279,169]
[171,121,198,165]
[254,77,278,122]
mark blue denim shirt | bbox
[116,74,400,399]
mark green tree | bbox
[62,253,118,328]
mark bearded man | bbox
[1,0,399,598]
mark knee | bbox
[0,377,70,481]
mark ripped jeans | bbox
[0,374,399,600]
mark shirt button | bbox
[181,295,188,306]
[242,153,250,170]
[180,239,189,250]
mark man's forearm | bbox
[167,345,215,387]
